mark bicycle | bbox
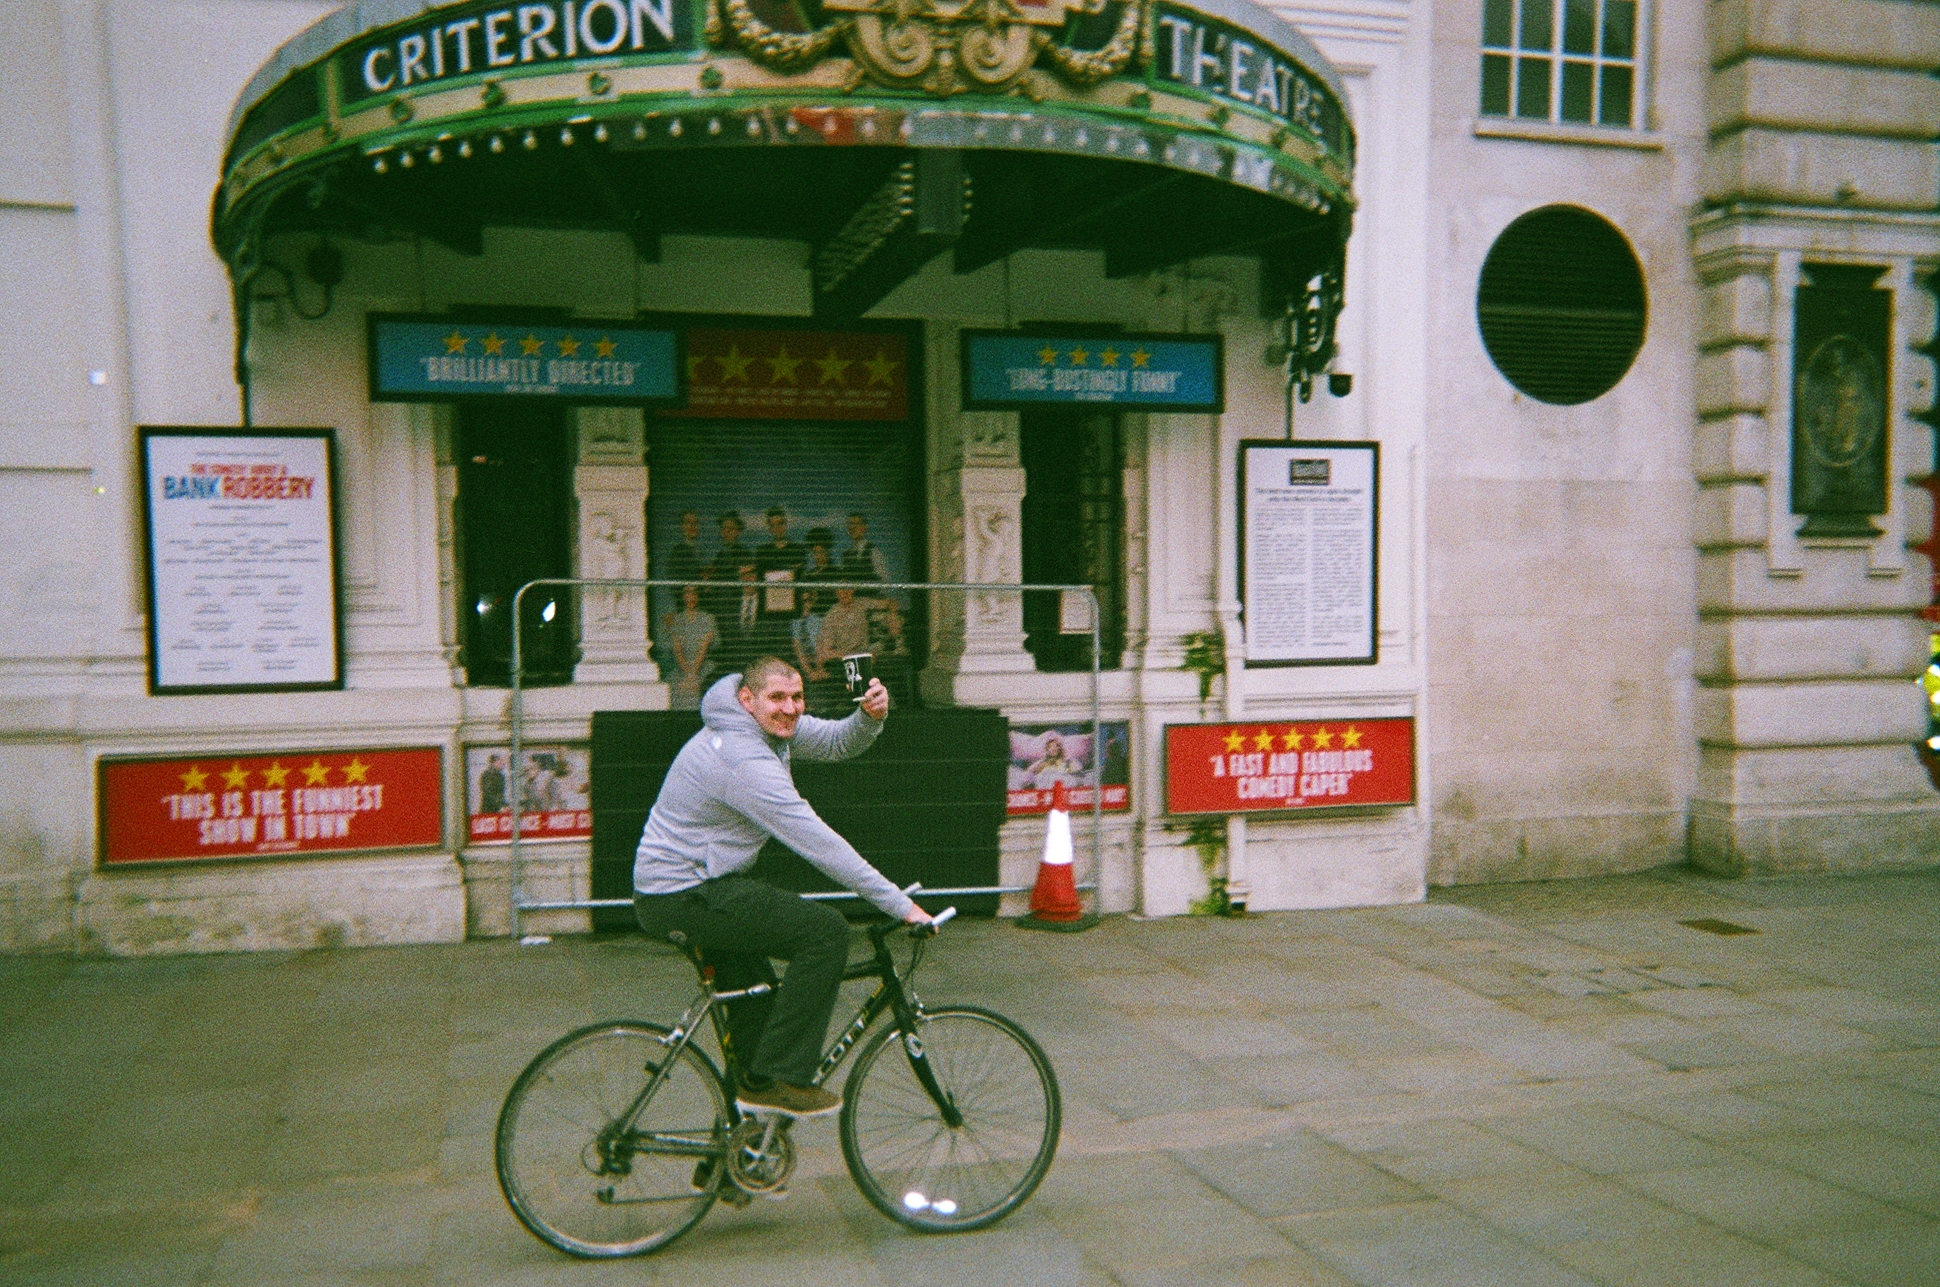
[494,904,1061,1257]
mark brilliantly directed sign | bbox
[98,747,443,865]
[368,315,680,403]
[464,744,591,844]
[1240,440,1378,666]
[675,327,912,421]
[338,0,695,106]
[961,331,1223,411]
[1165,718,1414,815]
[139,428,343,695]
[1007,721,1132,816]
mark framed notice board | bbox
[1239,440,1379,666]
[138,427,344,695]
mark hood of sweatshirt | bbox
[699,671,786,757]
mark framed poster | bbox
[1164,718,1415,816]
[98,746,443,865]
[139,428,344,695]
[1239,440,1379,666]
[464,744,592,844]
[960,329,1224,412]
[1007,721,1131,816]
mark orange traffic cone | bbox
[1017,781,1098,932]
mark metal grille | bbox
[1476,205,1646,406]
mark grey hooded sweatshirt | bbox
[631,672,916,920]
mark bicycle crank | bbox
[725,1116,796,1194]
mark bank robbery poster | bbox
[1165,718,1414,815]
[1008,722,1131,816]
[98,748,443,865]
[464,744,591,844]
[139,429,343,695]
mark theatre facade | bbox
[1,0,1935,954]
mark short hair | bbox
[740,656,799,694]
[847,511,867,522]
[719,511,742,526]
[766,506,787,520]
[805,526,834,547]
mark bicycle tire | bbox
[495,1020,727,1258]
[838,1005,1060,1232]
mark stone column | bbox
[1688,0,1940,872]
[571,407,658,684]
[920,322,1032,704]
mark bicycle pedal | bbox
[719,1186,755,1208]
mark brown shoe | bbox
[736,1080,840,1117]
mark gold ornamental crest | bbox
[709,0,1144,96]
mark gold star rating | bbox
[222,763,250,790]
[593,336,617,358]
[179,765,209,792]
[481,333,506,356]
[1222,730,1245,753]
[520,333,545,356]
[1100,347,1120,367]
[1252,730,1275,752]
[815,348,850,384]
[1131,348,1151,367]
[862,349,898,386]
[768,345,802,382]
[444,331,469,354]
[1341,726,1362,748]
[716,345,752,382]
[555,335,581,357]
[342,757,370,784]
[687,353,711,382]
[1038,345,1059,366]
[1068,345,1089,366]
[1310,726,1334,749]
[1280,727,1305,750]
[261,762,290,788]
[303,760,332,786]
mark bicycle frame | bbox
[603,918,960,1169]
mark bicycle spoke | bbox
[496,1023,727,1258]
[840,1007,1059,1232]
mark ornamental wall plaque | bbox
[1791,265,1891,538]
[711,0,1141,95]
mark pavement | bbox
[2,866,1939,1287]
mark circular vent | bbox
[1476,206,1647,405]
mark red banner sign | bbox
[674,328,910,421]
[1165,718,1414,815]
[99,747,443,865]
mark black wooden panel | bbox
[589,708,1007,930]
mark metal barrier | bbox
[507,578,1103,940]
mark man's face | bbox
[721,518,743,542]
[768,513,788,541]
[739,670,806,739]
[847,515,867,542]
[682,512,700,541]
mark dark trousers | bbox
[633,876,849,1087]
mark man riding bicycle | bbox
[632,656,931,1118]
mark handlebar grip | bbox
[930,906,958,929]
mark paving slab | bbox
[3,866,1939,1285]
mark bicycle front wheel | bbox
[495,1021,727,1258]
[839,1005,1060,1232]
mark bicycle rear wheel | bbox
[839,1005,1060,1232]
[496,1021,727,1257]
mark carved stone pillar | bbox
[921,325,1032,704]
[1687,2,1940,872]
[572,407,658,684]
